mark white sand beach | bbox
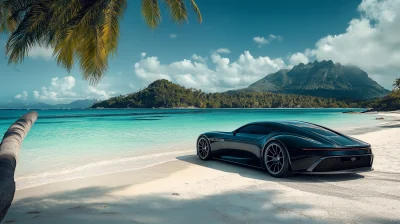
[3,113,400,224]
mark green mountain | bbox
[92,79,357,109]
[245,60,389,100]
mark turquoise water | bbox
[0,108,380,189]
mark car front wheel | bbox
[263,141,290,178]
[197,136,212,160]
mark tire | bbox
[197,136,212,160]
[262,141,290,178]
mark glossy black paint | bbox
[199,121,374,173]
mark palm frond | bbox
[393,78,400,90]
[0,4,5,33]
[164,0,187,24]
[102,0,126,54]
[5,2,51,63]
[1,0,41,33]
[77,26,108,85]
[53,0,106,72]
[189,0,201,23]
[141,0,161,29]
[2,0,202,84]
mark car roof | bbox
[248,120,312,126]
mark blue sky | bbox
[1,0,399,104]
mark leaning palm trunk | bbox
[0,111,38,222]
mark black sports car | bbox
[196,121,373,177]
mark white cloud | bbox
[191,54,207,63]
[31,76,116,103]
[134,51,286,92]
[141,52,147,58]
[33,76,76,101]
[269,34,283,41]
[289,52,309,66]
[253,36,269,47]
[86,86,115,100]
[304,0,400,88]
[28,45,53,61]
[15,91,28,100]
[253,34,283,48]
[170,34,177,39]
[214,48,231,54]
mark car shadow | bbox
[176,154,365,183]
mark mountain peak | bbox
[246,61,389,100]
[148,79,172,87]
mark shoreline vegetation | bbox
[91,79,400,112]
[92,80,365,109]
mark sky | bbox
[1,0,399,104]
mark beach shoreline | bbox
[13,111,399,190]
[3,112,400,223]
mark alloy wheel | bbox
[264,143,285,175]
[197,137,210,159]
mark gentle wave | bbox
[15,150,193,190]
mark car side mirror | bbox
[232,131,237,136]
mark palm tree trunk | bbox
[0,111,38,222]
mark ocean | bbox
[0,108,380,189]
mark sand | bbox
[3,113,400,224]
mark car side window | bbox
[236,125,273,135]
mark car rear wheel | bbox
[197,136,212,160]
[263,141,290,178]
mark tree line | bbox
[361,78,400,111]
[92,80,360,109]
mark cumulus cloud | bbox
[191,54,207,63]
[134,51,286,92]
[33,76,76,101]
[269,34,283,41]
[170,34,177,38]
[31,76,115,103]
[15,91,28,100]
[295,0,400,88]
[28,45,53,61]
[86,86,115,100]
[289,52,309,66]
[141,52,147,58]
[253,34,283,48]
[214,48,231,54]
[253,37,269,47]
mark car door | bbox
[224,124,273,160]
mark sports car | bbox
[196,121,373,177]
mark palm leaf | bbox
[5,2,51,63]
[1,0,202,84]
[394,78,400,90]
[164,0,187,24]
[53,0,106,72]
[102,0,126,54]
[189,0,201,23]
[142,0,161,29]
[77,26,108,84]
